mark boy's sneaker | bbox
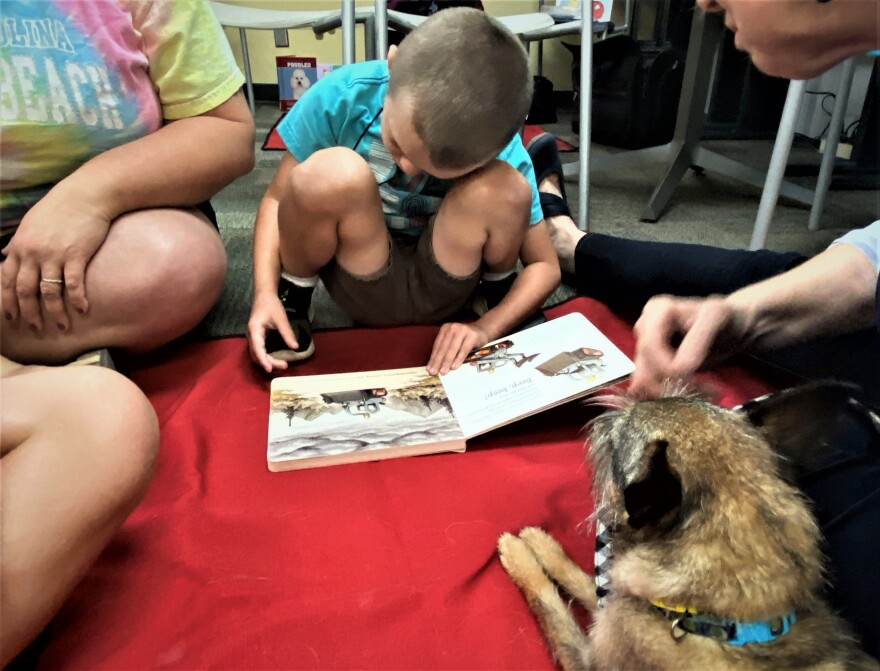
[264,278,316,363]
[472,272,546,329]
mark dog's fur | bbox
[290,68,311,101]
[498,383,878,670]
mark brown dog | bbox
[498,383,878,670]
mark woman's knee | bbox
[114,209,227,331]
[289,147,376,212]
[72,368,159,501]
[5,365,158,513]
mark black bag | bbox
[565,36,684,150]
[526,75,557,125]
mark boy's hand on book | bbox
[427,322,489,376]
[247,292,299,373]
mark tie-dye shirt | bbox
[0,0,244,235]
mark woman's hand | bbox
[247,289,299,373]
[427,322,489,376]
[629,294,747,397]
[1,187,111,332]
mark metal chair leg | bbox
[239,27,255,117]
[342,0,355,64]
[749,79,806,250]
[375,0,388,59]
[577,16,592,232]
[809,57,856,231]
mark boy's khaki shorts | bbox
[320,220,480,327]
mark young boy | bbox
[248,8,561,376]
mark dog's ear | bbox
[739,380,868,475]
[623,439,683,531]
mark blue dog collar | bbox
[651,600,797,646]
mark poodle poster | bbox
[276,56,317,111]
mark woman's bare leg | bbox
[1,207,226,364]
[0,362,159,665]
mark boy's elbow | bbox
[547,259,562,288]
[533,256,562,291]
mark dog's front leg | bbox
[498,533,594,671]
[517,527,598,614]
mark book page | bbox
[440,313,634,439]
[268,367,465,471]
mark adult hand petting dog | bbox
[629,242,878,398]
[629,294,747,397]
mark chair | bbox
[210,1,353,117]
[580,11,862,247]
[311,3,556,62]
[750,57,858,249]
[518,0,625,231]
[579,12,819,231]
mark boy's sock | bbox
[68,348,116,370]
[473,269,546,329]
[265,272,317,362]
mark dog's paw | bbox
[498,532,551,593]
[518,527,599,613]
[518,527,567,564]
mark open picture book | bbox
[267,312,634,472]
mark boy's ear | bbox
[739,380,865,475]
[387,44,398,68]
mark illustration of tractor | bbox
[535,347,605,381]
[464,339,539,374]
[320,388,388,418]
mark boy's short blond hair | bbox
[388,8,533,170]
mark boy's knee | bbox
[290,147,375,206]
[454,160,532,221]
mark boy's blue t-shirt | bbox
[277,60,544,235]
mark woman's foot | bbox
[544,209,583,275]
[527,133,583,274]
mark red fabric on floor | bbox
[520,124,576,152]
[33,298,773,669]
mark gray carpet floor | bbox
[201,102,879,338]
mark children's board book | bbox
[267,312,634,472]
[276,56,317,111]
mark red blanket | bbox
[35,298,772,669]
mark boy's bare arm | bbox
[426,221,561,376]
[253,153,299,297]
[473,220,561,341]
[427,221,561,375]
[249,154,302,372]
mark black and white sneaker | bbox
[264,278,316,362]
